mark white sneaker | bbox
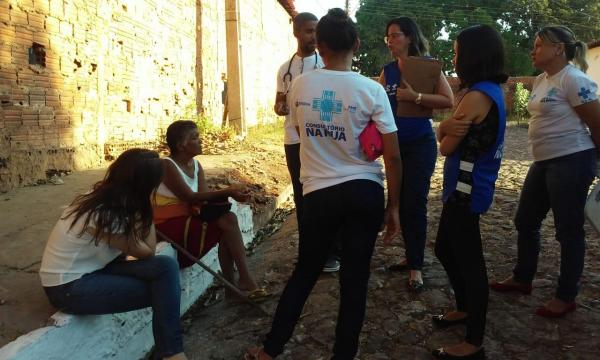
[323,257,340,273]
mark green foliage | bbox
[512,82,531,124]
[354,0,600,77]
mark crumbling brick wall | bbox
[0,0,295,192]
[0,0,198,191]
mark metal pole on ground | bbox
[156,230,270,316]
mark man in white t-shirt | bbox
[275,13,341,272]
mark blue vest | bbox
[383,61,432,142]
[442,81,506,214]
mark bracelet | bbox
[414,92,423,105]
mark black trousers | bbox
[284,143,304,226]
[285,143,341,259]
[434,200,488,346]
[263,180,384,359]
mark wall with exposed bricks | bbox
[0,0,295,192]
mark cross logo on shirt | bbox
[578,87,592,101]
[312,90,343,122]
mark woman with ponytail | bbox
[245,8,402,360]
[491,25,600,318]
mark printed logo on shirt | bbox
[305,123,347,141]
[578,87,593,103]
[540,87,559,103]
[295,100,311,107]
[385,84,398,96]
[312,90,343,122]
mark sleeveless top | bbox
[383,61,433,142]
[157,157,199,198]
[442,81,506,214]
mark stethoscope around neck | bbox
[283,52,318,94]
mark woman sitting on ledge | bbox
[40,149,188,360]
[153,120,267,301]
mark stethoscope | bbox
[283,52,318,94]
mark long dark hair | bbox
[65,148,163,246]
[386,17,429,57]
[316,8,358,53]
[455,24,508,89]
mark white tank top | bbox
[157,157,199,197]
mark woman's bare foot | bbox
[244,346,272,360]
[440,341,481,356]
[409,269,423,283]
[442,310,467,321]
[542,298,574,312]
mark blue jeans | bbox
[398,132,437,270]
[43,255,183,358]
[513,149,596,302]
[263,180,384,359]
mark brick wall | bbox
[0,0,295,191]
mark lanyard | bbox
[283,52,318,94]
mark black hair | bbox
[316,8,357,53]
[293,12,318,33]
[455,24,508,89]
[166,120,198,156]
[386,17,429,57]
[66,148,163,246]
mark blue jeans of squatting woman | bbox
[513,149,596,302]
[398,132,437,270]
[43,255,183,358]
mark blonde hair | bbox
[537,25,588,73]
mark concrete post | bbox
[225,0,245,134]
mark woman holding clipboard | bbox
[379,17,453,291]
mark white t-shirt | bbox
[289,69,398,195]
[276,52,324,145]
[40,209,123,287]
[527,64,598,161]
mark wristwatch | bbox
[414,92,423,105]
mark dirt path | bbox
[182,126,600,360]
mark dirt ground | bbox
[181,125,600,360]
[0,122,291,348]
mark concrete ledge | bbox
[0,185,292,360]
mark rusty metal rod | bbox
[156,230,269,316]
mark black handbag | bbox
[198,201,232,222]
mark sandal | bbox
[247,288,271,302]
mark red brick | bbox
[10,9,29,26]
[49,0,63,18]
[59,21,72,36]
[0,9,9,23]
[35,0,50,13]
[45,16,59,32]
[0,24,15,39]
[32,32,50,47]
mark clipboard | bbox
[396,56,443,118]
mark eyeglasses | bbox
[384,32,404,43]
